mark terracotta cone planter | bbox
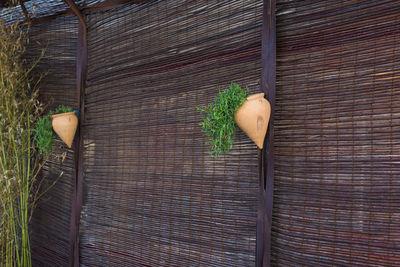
[235,93,271,149]
[52,112,78,148]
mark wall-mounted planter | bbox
[235,93,271,149]
[52,112,78,148]
[198,83,271,157]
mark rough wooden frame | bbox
[61,1,87,267]
[257,0,275,266]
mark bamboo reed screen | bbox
[24,16,78,266]
[0,0,71,24]
[12,0,400,266]
[273,0,400,266]
[79,1,263,266]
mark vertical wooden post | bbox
[256,148,266,266]
[61,1,87,267]
[257,0,275,266]
[19,0,30,21]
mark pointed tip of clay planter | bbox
[52,112,78,148]
[235,93,271,149]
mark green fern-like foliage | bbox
[197,83,249,157]
[34,115,53,155]
[34,105,74,155]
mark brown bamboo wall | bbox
[79,1,262,266]
[25,16,78,266]
[16,0,400,266]
[273,0,400,266]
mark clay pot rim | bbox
[246,92,265,101]
[51,111,76,119]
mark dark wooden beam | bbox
[257,0,276,266]
[63,0,86,32]
[256,147,266,267]
[61,1,87,267]
[19,0,29,21]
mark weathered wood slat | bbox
[61,1,87,267]
[257,0,276,266]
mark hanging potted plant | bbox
[50,105,78,148]
[198,83,270,157]
[35,105,78,154]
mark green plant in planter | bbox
[50,105,73,115]
[197,83,249,157]
[34,115,53,155]
[34,105,73,155]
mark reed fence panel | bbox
[25,16,78,267]
[79,1,263,266]
[273,1,400,266]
